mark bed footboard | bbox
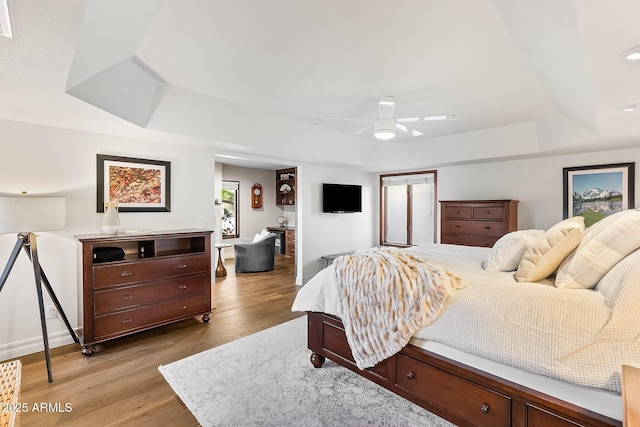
[306,311,620,427]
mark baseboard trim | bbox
[0,330,79,361]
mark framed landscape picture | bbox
[563,162,634,227]
[97,154,171,212]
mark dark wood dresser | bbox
[440,200,518,247]
[76,229,212,355]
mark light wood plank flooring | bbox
[15,255,302,426]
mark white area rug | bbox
[159,316,454,426]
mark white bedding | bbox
[292,243,640,395]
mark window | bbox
[221,180,239,239]
[380,171,437,246]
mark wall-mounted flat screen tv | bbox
[322,183,362,213]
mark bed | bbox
[292,210,640,427]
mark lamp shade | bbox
[0,197,65,233]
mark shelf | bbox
[78,230,210,264]
[276,167,296,207]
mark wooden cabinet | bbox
[285,228,295,257]
[76,230,212,355]
[276,167,296,206]
[440,200,518,247]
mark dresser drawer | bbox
[92,255,209,289]
[93,295,206,339]
[443,206,473,219]
[396,354,511,427]
[94,274,206,315]
[443,220,506,237]
[472,206,504,220]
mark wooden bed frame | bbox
[307,311,621,427]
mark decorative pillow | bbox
[483,229,544,271]
[515,216,584,282]
[555,210,640,289]
[252,228,271,243]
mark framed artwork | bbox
[563,162,634,226]
[97,154,171,212]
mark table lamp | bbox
[0,196,79,382]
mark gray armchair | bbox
[234,235,276,273]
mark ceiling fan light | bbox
[374,119,396,140]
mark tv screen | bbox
[322,183,362,213]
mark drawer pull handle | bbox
[178,285,188,290]
[122,295,132,300]
[480,403,490,415]
[406,371,415,379]
[178,264,187,269]
[121,318,132,324]
[181,305,188,310]
[121,272,132,277]
[454,225,460,228]
[484,226,491,229]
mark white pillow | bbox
[252,228,271,243]
[515,216,584,282]
[484,229,544,271]
[555,210,640,289]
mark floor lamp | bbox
[0,196,79,382]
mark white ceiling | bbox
[1,0,639,171]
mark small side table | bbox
[215,243,231,278]
[320,251,355,268]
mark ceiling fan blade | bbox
[352,123,373,136]
[312,116,371,124]
[378,96,395,120]
[395,122,423,137]
[397,114,456,122]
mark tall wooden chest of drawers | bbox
[76,229,212,355]
[440,200,518,247]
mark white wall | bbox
[0,119,216,360]
[299,163,378,282]
[435,148,640,232]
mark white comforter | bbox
[292,243,640,393]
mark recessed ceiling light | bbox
[620,104,639,112]
[623,46,640,61]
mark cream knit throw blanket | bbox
[333,247,466,370]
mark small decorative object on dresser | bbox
[75,229,212,355]
[440,199,518,247]
[102,202,120,234]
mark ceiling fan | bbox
[314,96,455,141]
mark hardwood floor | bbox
[16,255,302,426]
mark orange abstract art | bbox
[108,165,162,204]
